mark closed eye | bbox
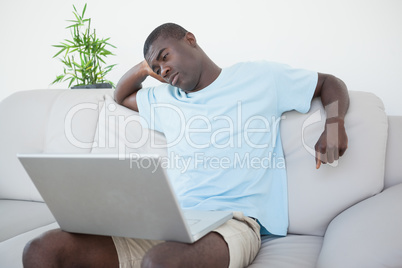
[163,53,169,61]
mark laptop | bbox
[17,153,233,243]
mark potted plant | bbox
[51,4,117,89]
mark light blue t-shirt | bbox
[137,61,317,236]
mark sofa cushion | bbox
[316,183,402,268]
[0,89,114,202]
[0,90,64,201]
[90,94,167,156]
[0,200,55,242]
[281,91,388,236]
[249,235,323,268]
[43,89,112,153]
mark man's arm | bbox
[114,60,164,112]
[313,73,350,169]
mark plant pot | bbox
[71,83,112,89]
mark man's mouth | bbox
[169,73,179,86]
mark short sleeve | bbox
[136,86,164,133]
[273,62,318,114]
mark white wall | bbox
[1,0,401,114]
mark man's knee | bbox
[141,233,229,268]
[141,242,183,268]
[23,229,71,267]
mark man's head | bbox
[143,23,188,58]
[143,23,219,93]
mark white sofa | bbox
[1,89,401,267]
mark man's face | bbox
[145,34,202,92]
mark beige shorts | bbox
[112,211,261,268]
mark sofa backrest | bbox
[282,91,388,236]
[0,89,389,237]
[0,89,111,201]
[384,116,402,189]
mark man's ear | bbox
[185,32,197,47]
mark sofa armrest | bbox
[384,116,402,189]
[317,183,402,268]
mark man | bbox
[23,23,349,268]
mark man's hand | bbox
[315,118,348,169]
[313,73,349,169]
[114,60,166,112]
[143,60,166,83]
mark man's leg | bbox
[140,212,260,268]
[22,229,228,268]
[141,232,229,268]
[23,229,118,268]
[23,213,259,268]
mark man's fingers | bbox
[334,148,340,161]
[316,148,344,169]
[316,152,322,169]
[339,145,347,157]
[316,149,331,169]
[327,148,335,164]
[316,158,321,169]
[314,123,348,169]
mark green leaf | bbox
[73,12,81,24]
[85,58,93,67]
[104,64,117,72]
[106,63,117,68]
[61,59,70,68]
[64,39,75,45]
[58,42,71,47]
[51,74,66,85]
[101,49,113,56]
[104,42,117,49]
[82,3,87,18]
[64,47,70,58]
[81,51,90,57]
[97,57,106,64]
[68,77,76,88]
[53,48,66,58]
[80,53,84,66]
[72,61,82,69]
[66,23,78,29]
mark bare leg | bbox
[23,229,118,268]
[23,229,229,268]
[141,232,229,268]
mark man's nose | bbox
[161,65,170,79]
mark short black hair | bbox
[143,23,188,57]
